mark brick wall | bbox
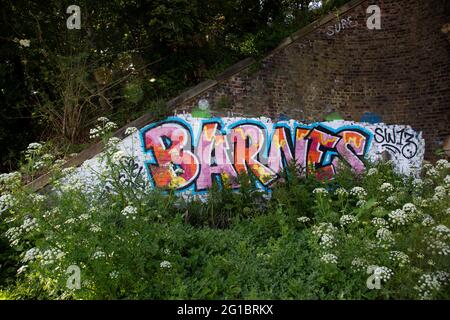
[178,0,450,160]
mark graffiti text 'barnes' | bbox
[140,118,372,192]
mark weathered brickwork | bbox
[178,0,450,160]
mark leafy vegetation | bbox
[0,0,351,171]
[0,124,449,300]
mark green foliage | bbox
[1,134,449,299]
[0,0,352,171]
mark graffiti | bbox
[140,116,373,192]
[68,115,424,194]
[326,16,358,37]
[374,127,419,159]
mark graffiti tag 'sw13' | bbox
[140,116,375,193]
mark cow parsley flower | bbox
[0,171,22,192]
[0,193,16,213]
[389,251,410,267]
[160,260,172,269]
[109,271,119,279]
[376,227,393,241]
[425,225,450,256]
[21,217,38,233]
[421,214,435,226]
[351,258,368,272]
[92,250,106,260]
[313,188,328,195]
[386,195,397,205]
[373,266,394,282]
[340,214,357,226]
[319,233,336,249]
[89,224,102,233]
[107,137,121,147]
[22,248,40,263]
[19,39,30,47]
[105,121,118,131]
[426,167,439,178]
[125,127,138,135]
[388,209,408,226]
[412,178,424,189]
[26,142,43,153]
[415,271,449,300]
[372,217,388,227]
[97,117,109,123]
[436,159,450,170]
[40,248,64,265]
[121,205,137,219]
[379,183,394,193]
[350,187,367,199]
[356,199,367,207]
[297,216,310,223]
[367,168,378,176]
[112,150,126,163]
[320,253,338,264]
[433,186,447,201]
[402,203,417,215]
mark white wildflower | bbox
[376,227,393,241]
[160,260,172,269]
[297,216,310,223]
[372,217,388,227]
[367,168,378,176]
[433,186,447,201]
[125,127,138,135]
[319,233,336,249]
[373,266,394,282]
[92,250,106,260]
[97,117,109,122]
[26,142,43,154]
[356,199,367,207]
[351,258,368,272]
[421,214,435,226]
[18,39,30,47]
[388,209,408,226]
[426,167,438,178]
[379,183,394,193]
[402,203,417,214]
[320,253,338,264]
[340,214,357,226]
[436,159,450,170]
[313,187,328,195]
[415,271,449,300]
[121,205,137,219]
[350,187,367,200]
[105,121,118,131]
[425,225,450,256]
[22,248,40,263]
[386,195,397,205]
[0,193,16,213]
[412,178,424,189]
[389,251,410,267]
[89,224,102,233]
[21,216,38,233]
[112,150,126,163]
